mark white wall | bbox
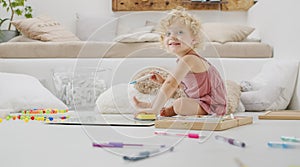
[0,0,113,32]
[1,0,248,33]
[248,0,300,60]
[27,0,113,33]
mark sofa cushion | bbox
[241,60,299,111]
[202,23,255,43]
[11,16,80,42]
[0,72,68,113]
[114,32,160,43]
[76,12,117,41]
[96,83,156,114]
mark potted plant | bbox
[0,0,33,42]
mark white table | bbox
[0,112,299,167]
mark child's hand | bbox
[133,96,151,108]
[150,71,165,84]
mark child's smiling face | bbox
[163,21,195,56]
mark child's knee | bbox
[172,98,185,115]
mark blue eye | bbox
[177,31,183,35]
[165,32,171,37]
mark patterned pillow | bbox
[11,16,80,42]
[132,67,186,99]
[225,80,242,114]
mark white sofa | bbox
[0,12,273,59]
[0,57,299,110]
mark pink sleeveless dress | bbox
[180,53,227,115]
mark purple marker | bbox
[92,142,166,148]
[215,135,246,148]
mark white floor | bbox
[0,111,299,167]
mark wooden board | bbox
[258,110,300,120]
[112,0,255,11]
[155,116,253,131]
[113,0,222,11]
[222,0,254,11]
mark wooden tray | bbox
[258,110,300,120]
[155,116,253,131]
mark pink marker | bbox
[154,131,204,139]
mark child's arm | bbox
[149,55,194,114]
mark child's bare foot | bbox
[133,96,151,108]
[160,106,177,117]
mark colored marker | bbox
[123,146,174,161]
[267,141,300,149]
[215,135,246,148]
[154,131,204,139]
[129,74,153,84]
[280,136,300,143]
[92,142,166,148]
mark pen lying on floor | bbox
[280,136,300,143]
[267,141,300,149]
[154,131,205,139]
[123,146,174,161]
[215,135,246,148]
[92,142,166,148]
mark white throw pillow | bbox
[240,60,299,111]
[236,101,245,113]
[114,32,160,43]
[241,30,261,42]
[0,72,68,113]
[114,25,159,43]
[116,12,164,36]
[241,85,283,111]
[11,16,80,42]
[202,23,254,43]
[76,12,117,41]
[95,83,174,114]
[95,84,150,114]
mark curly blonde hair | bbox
[158,6,204,49]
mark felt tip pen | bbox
[154,131,204,139]
[129,74,153,84]
[267,141,300,149]
[92,142,166,148]
[123,146,174,161]
[280,136,300,143]
[215,135,246,148]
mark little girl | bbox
[134,7,227,117]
